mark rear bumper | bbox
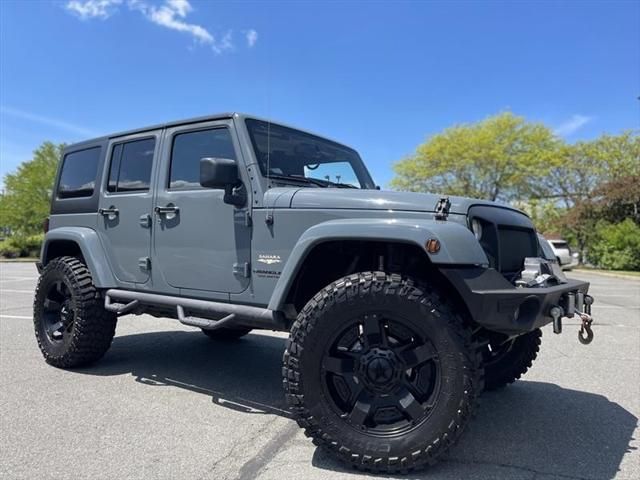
[561,256,579,270]
[440,267,590,335]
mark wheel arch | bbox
[41,227,117,288]
[267,218,488,314]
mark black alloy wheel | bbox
[33,256,117,368]
[283,272,483,473]
[321,313,441,436]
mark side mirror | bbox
[200,157,239,189]
[199,157,246,207]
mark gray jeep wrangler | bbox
[34,113,595,473]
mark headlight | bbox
[471,218,483,240]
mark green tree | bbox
[0,142,64,237]
[588,219,640,270]
[544,133,640,259]
[539,131,640,209]
[390,112,562,202]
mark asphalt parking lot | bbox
[0,262,638,480]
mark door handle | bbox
[99,207,119,217]
[154,205,180,215]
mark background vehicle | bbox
[547,238,580,270]
[33,113,594,473]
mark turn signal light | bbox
[426,238,440,253]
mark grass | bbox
[574,267,640,279]
[0,257,39,263]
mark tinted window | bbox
[58,147,101,198]
[108,138,155,193]
[170,128,236,189]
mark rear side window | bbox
[169,128,236,189]
[57,147,101,199]
[107,138,155,193]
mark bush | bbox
[0,234,44,258]
[0,240,20,259]
[588,219,640,271]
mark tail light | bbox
[43,217,50,233]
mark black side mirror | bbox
[199,157,246,207]
[200,157,239,189]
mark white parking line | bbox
[0,289,34,294]
[0,277,37,283]
[0,314,32,320]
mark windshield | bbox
[245,119,375,189]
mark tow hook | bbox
[578,294,595,345]
[578,312,594,345]
[550,294,594,344]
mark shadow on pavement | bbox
[78,330,637,479]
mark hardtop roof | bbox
[64,112,356,153]
[65,112,236,150]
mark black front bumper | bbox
[440,267,590,335]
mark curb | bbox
[573,269,640,282]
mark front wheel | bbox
[283,272,483,473]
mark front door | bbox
[97,132,159,285]
[153,120,251,294]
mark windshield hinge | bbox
[435,197,451,220]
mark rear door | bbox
[152,120,251,294]
[97,132,160,285]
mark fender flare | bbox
[267,218,489,310]
[41,227,117,288]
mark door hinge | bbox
[233,262,250,278]
[139,214,152,228]
[138,257,151,270]
[434,197,451,220]
[245,210,253,227]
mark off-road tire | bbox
[282,271,483,473]
[483,328,542,391]
[201,327,252,340]
[33,256,117,368]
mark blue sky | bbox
[1,0,638,188]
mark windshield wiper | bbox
[266,174,324,187]
[267,174,358,189]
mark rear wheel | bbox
[33,256,117,368]
[283,272,483,473]
[483,329,542,391]
[201,327,252,340]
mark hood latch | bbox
[434,197,451,220]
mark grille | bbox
[497,226,538,273]
[468,206,539,278]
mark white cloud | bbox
[245,29,258,47]
[65,0,123,20]
[64,0,256,54]
[0,106,97,137]
[141,0,215,45]
[554,114,594,136]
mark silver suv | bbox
[33,113,595,473]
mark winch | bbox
[517,257,595,345]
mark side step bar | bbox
[104,289,285,331]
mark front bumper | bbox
[440,267,590,335]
